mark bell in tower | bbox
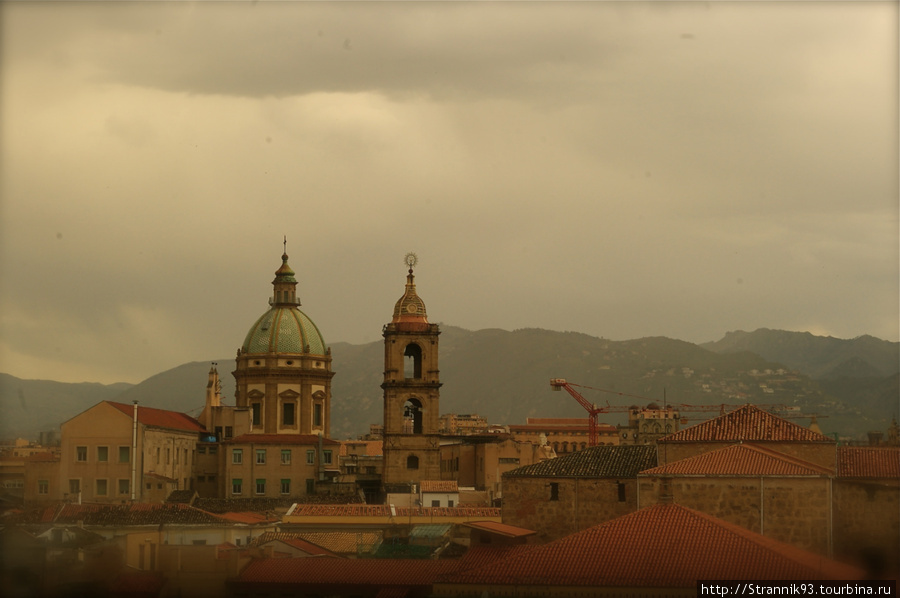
[381,253,442,493]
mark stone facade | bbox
[382,263,442,489]
[638,475,832,555]
[833,478,900,573]
[503,476,640,542]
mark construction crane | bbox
[550,379,658,446]
[550,378,819,446]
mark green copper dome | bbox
[241,307,326,355]
[240,251,327,356]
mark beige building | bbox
[508,418,619,453]
[220,433,341,499]
[440,435,555,503]
[27,401,205,505]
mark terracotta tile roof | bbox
[287,504,500,518]
[420,480,458,493]
[463,521,536,538]
[45,502,227,526]
[217,511,279,525]
[252,531,383,555]
[641,443,832,476]
[267,537,339,557]
[659,404,835,444]
[837,447,900,478]
[439,503,863,589]
[503,444,657,478]
[234,557,459,587]
[339,440,383,456]
[107,401,205,433]
[226,434,340,446]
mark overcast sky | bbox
[1,2,897,385]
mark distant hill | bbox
[3,327,896,442]
[0,374,132,440]
[701,328,899,379]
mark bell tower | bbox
[381,253,441,491]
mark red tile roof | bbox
[420,480,458,493]
[217,511,279,525]
[463,521,536,538]
[339,440,383,456]
[837,447,900,478]
[641,443,833,476]
[265,537,339,557]
[287,504,499,518]
[226,434,340,446]
[107,401,205,433]
[42,501,228,526]
[234,558,459,587]
[439,503,863,589]
[659,404,835,444]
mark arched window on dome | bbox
[403,398,423,434]
[404,343,423,379]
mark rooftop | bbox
[107,401,205,434]
[659,404,835,444]
[503,444,657,478]
[421,480,458,493]
[837,446,900,478]
[438,503,863,589]
[641,443,833,476]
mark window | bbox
[38,480,49,495]
[306,479,315,494]
[617,481,626,502]
[119,479,130,495]
[323,450,333,465]
[166,448,171,464]
[119,446,130,463]
[550,482,559,501]
[407,455,419,470]
[280,479,290,495]
[215,426,223,440]
[146,483,151,490]
[225,426,233,439]
[281,450,291,465]
[76,446,87,462]
[209,445,218,455]
[232,479,243,495]
[255,479,266,495]
[431,500,440,507]
[449,500,455,507]
[97,446,109,462]
[251,403,261,426]
[283,402,295,426]
[313,403,322,427]
[198,446,206,454]
[69,479,81,494]
[156,447,160,464]
[232,449,243,464]
[95,479,108,496]
[306,450,315,465]
[183,448,188,465]
[256,449,266,465]
[404,343,423,379]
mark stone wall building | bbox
[501,444,656,542]
[638,443,834,555]
[833,446,900,573]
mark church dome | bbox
[240,252,327,356]
[391,263,430,332]
[241,308,326,355]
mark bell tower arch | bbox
[382,254,441,490]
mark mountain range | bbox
[2,327,897,442]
